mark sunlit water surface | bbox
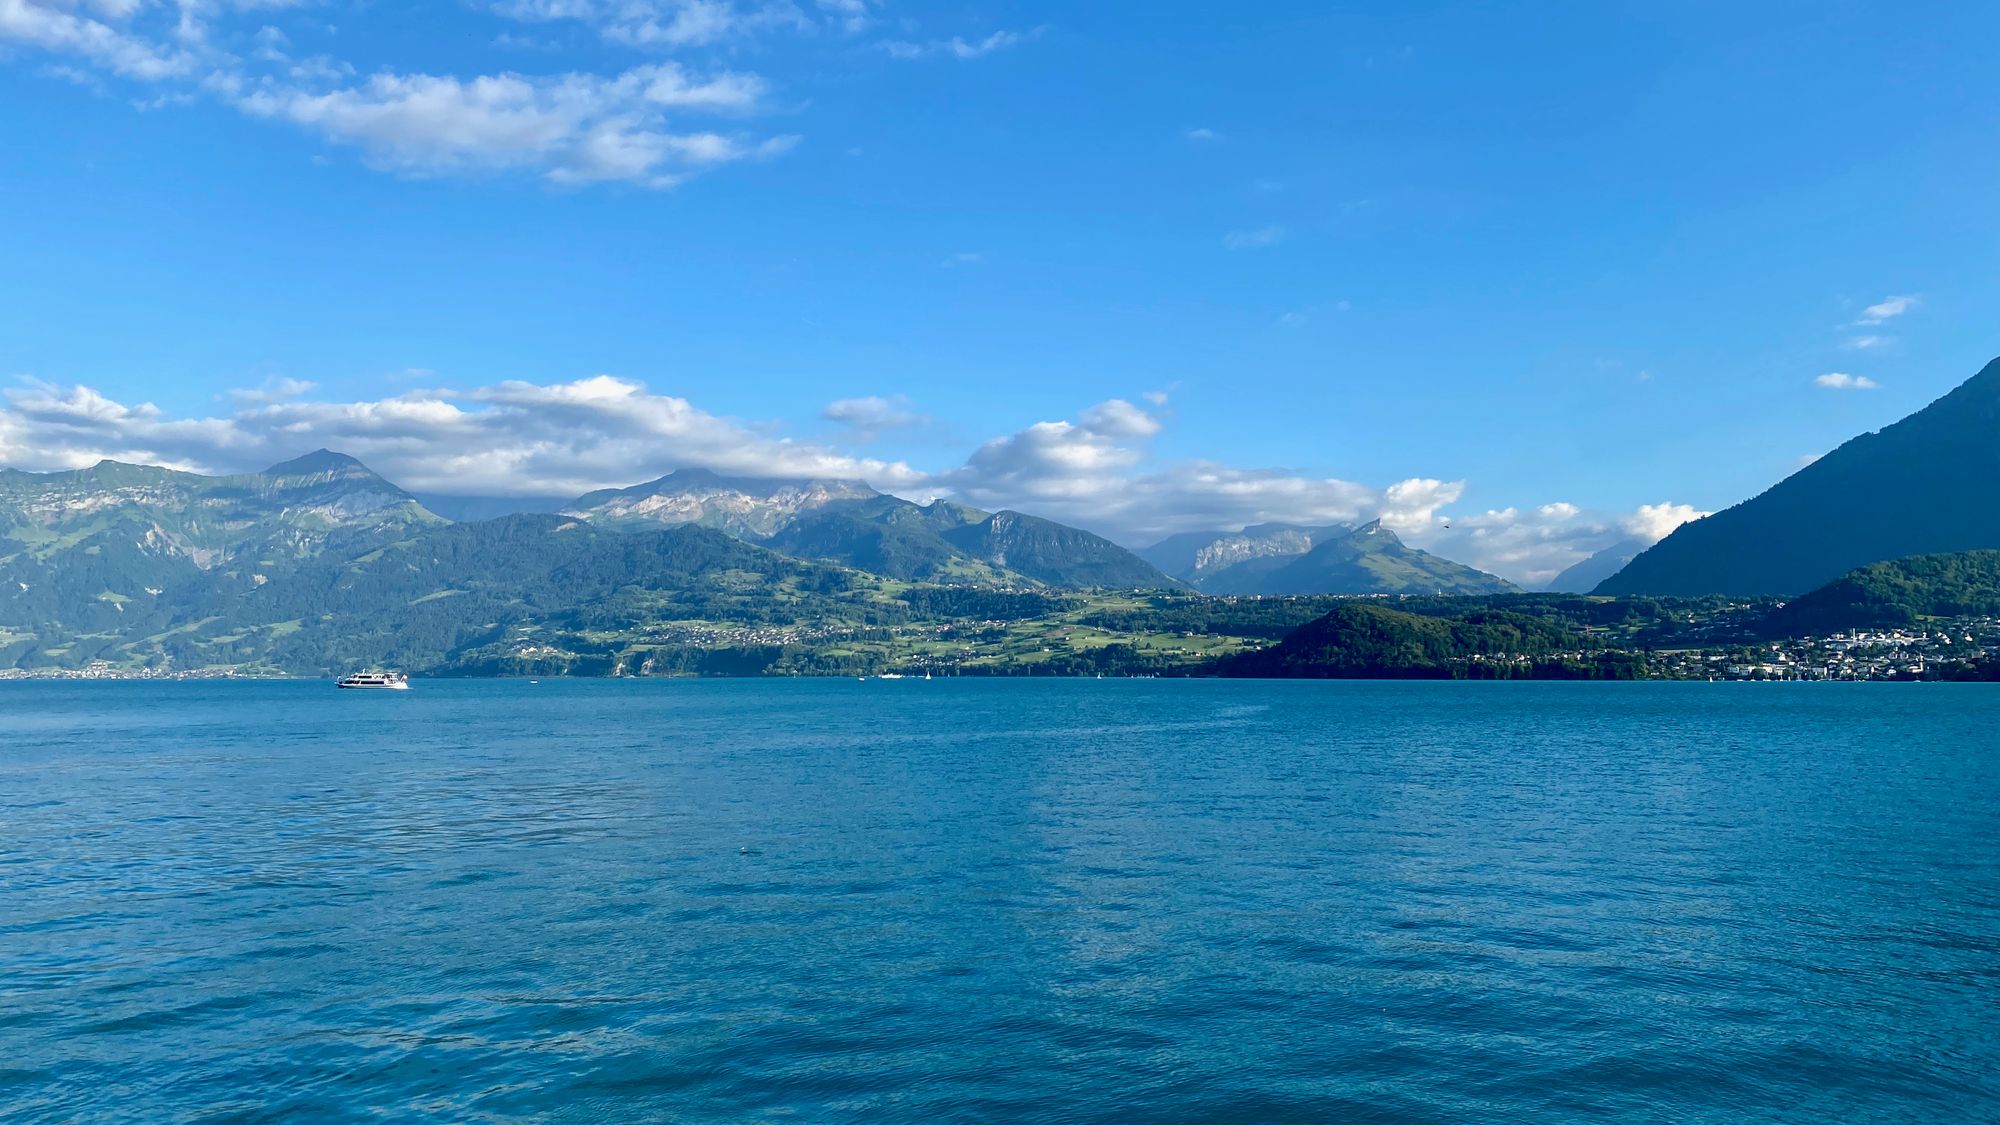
[3,680,1997,1122]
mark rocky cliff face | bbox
[564,469,881,537]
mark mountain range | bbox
[1140,521,1517,596]
[564,469,1171,588]
[8,352,1995,675]
[1598,356,2000,596]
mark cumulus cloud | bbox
[2,1,804,188]
[0,374,922,499]
[0,0,199,80]
[821,394,927,439]
[1077,399,1162,439]
[1619,502,1706,543]
[1395,499,1709,589]
[226,376,318,404]
[1814,372,1880,391]
[1855,294,1919,325]
[233,64,789,187]
[1378,479,1465,530]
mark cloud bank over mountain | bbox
[0,373,1695,584]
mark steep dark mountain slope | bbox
[1598,356,2000,596]
[762,496,1014,583]
[941,511,1178,589]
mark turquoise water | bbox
[2,680,1997,1122]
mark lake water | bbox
[2,680,1997,1122]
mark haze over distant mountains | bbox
[1140,522,1517,596]
[561,469,1172,589]
[1599,356,2000,596]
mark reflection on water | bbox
[2,679,1997,1122]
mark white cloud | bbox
[1845,334,1888,350]
[1855,294,1919,325]
[1223,225,1286,250]
[1814,372,1879,391]
[0,374,922,499]
[882,27,1043,60]
[940,251,983,267]
[1379,478,1464,530]
[4,2,804,189]
[1184,127,1219,142]
[821,394,927,438]
[232,64,786,187]
[1077,399,1162,439]
[816,0,871,34]
[1618,502,1705,543]
[226,376,318,404]
[489,0,824,48]
[1393,499,1709,588]
[0,0,200,80]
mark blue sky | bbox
[1,0,1995,583]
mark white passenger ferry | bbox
[336,671,410,690]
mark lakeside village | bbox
[1664,612,2000,672]
[1635,617,2000,680]
[5,615,2000,682]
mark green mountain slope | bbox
[1198,522,1517,595]
[941,511,1178,589]
[566,471,1172,589]
[1214,601,1637,679]
[763,495,1015,583]
[1598,356,2000,596]
[1760,550,2000,637]
[0,451,442,643]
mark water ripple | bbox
[0,679,1996,1122]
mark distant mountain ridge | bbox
[0,451,442,648]
[1599,355,2000,596]
[564,468,1174,589]
[566,468,881,538]
[1151,520,1516,596]
[1545,537,1648,593]
[0,450,1182,674]
[1138,523,1346,581]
